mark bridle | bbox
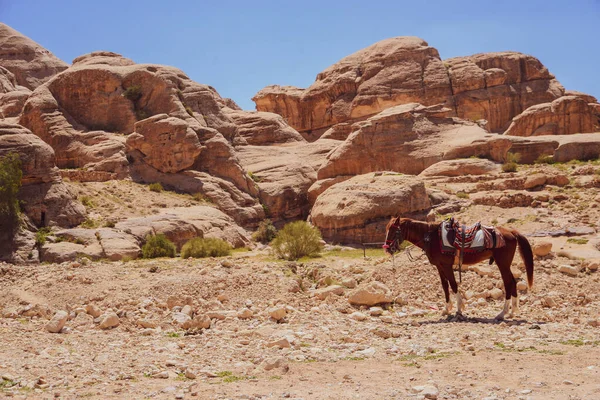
[383,218,431,257]
[383,218,403,255]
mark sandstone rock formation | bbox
[0,66,31,118]
[0,23,68,90]
[444,52,564,132]
[126,114,204,173]
[226,110,305,145]
[115,206,250,250]
[506,133,600,164]
[419,158,501,177]
[310,173,431,243]
[254,38,575,136]
[253,37,452,133]
[316,103,512,179]
[504,96,600,136]
[236,139,339,223]
[18,51,266,226]
[0,122,85,227]
[38,205,250,262]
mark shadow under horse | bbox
[383,217,534,320]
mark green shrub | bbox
[136,109,149,121]
[502,152,521,173]
[456,191,469,199]
[79,195,95,208]
[271,221,323,261]
[534,154,555,165]
[184,105,194,116]
[248,171,262,182]
[142,234,176,258]
[35,227,51,246]
[122,85,142,102]
[181,237,231,258]
[80,218,101,229]
[252,219,277,244]
[149,183,163,192]
[0,152,22,232]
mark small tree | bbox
[502,152,521,173]
[0,152,22,233]
[181,237,231,258]
[252,219,277,244]
[142,234,176,258]
[271,221,323,261]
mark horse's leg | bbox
[495,252,518,320]
[444,263,465,316]
[436,266,452,315]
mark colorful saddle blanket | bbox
[439,219,505,255]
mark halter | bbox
[383,218,403,254]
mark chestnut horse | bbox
[384,217,534,320]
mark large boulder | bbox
[316,103,512,179]
[419,158,501,177]
[507,133,600,164]
[126,114,203,173]
[0,122,85,228]
[504,96,600,136]
[253,37,452,133]
[226,109,305,145]
[0,23,68,90]
[236,139,339,223]
[310,173,431,244]
[116,206,251,250]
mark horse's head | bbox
[383,216,404,255]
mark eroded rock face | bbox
[445,52,564,132]
[0,66,31,118]
[419,159,500,177]
[504,96,600,136]
[254,38,575,136]
[116,206,251,249]
[226,110,305,145]
[0,122,85,228]
[310,173,431,244]
[253,37,452,133]
[316,103,512,179]
[127,114,203,173]
[236,139,339,223]
[0,23,68,90]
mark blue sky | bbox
[1,0,599,110]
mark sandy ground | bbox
[1,163,600,399]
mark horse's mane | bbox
[399,218,441,233]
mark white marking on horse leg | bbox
[443,300,453,315]
[495,299,510,320]
[511,295,519,317]
[455,288,464,314]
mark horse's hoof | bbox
[450,313,467,322]
[494,314,505,321]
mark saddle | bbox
[439,217,505,255]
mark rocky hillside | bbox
[1,24,600,263]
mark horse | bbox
[383,217,534,320]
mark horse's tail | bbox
[515,232,534,289]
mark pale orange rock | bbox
[126,114,203,173]
[0,23,68,90]
[419,159,500,177]
[316,103,512,179]
[310,173,431,244]
[254,37,452,133]
[504,96,600,136]
[445,52,565,132]
[0,122,85,228]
